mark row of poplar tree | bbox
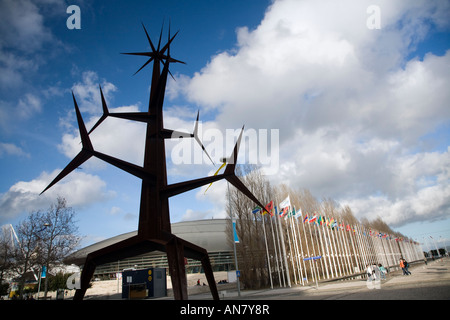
[226,165,423,290]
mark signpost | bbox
[303,256,322,289]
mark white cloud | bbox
[0,142,30,158]
[0,0,67,133]
[17,93,42,118]
[0,169,114,224]
[0,0,66,88]
[60,71,146,168]
[167,0,450,227]
[0,0,53,52]
[71,71,118,114]
[58,104,146,170]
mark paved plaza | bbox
[185,257,450,300]
[66,257,449,301]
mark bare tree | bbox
[226,165,274,289]
[11,212,43,298]
[0,226,14,284]
[11,196,81,298]
[37,197,81,298]
[225,165,417,288]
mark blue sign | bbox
[303,256,322,261]
[41,266,47,278]
[232,222,239,243]
[236,270,241,278]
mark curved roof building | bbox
[65,219,234,277]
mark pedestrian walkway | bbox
[85,257,449,300]
[185,257,450,300]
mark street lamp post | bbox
[36,223,50,299]
[224,158,241,297]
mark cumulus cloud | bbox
[59,104,146,168]
[57,70,147,168]
[167,0,450,227]
[179,180,228,221]
[71,71,118,114]
[0,142,30,158]
[0,0,66,131]
[0,0,64,86]
[0,169,114,224]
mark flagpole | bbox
[386,234,396,269]
[367,228,376,269]
[366,228,374,268]
[299,211,311,284]
[333,219,343,277]
[278,208,291,288]
[272,207,285,287]
[322,217,333,279]
[323,216,336,278]
[380,233,390,268]
[261,211,273,289]
[269,212,282,287]
[329,217,342,277]
[294,212,306,285]
[290,212,302,285]
[304,213,318,285]
[282,201,301,285]
[347,224,360,276]
[344,223,354,275]
[317,216,330,279]
[343,223,353,275]
[285,214,297,284]
[315,217,327,279]
[355,224,368,275]
[291,209,305,285]
[227,181,241,297]
[306,213,320,281]
[279,195,296,286]
[336,221,348,276]
[360,225,370,272]
[329,217,339,278]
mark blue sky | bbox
[1,0,449,250]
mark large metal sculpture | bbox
[41,23,268,300]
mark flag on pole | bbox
[288,207,295,218]
[279,195,291,210]
[309,214,317,224]
[303,215,309,223]
[280,206,289,217]
[232,221,239,243]
[328,218,334,229]
[252,206,261,214]
[318,216,323,225]
[265,201,274,216]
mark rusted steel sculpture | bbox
[41,24,267,300]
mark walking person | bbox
[366,264,374,289]
[400,258,411,275]
[367,264,373,280]
[403,258,411,275]
[378,264,387,280]
[400,258,406,275]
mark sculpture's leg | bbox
[201,254,220,300]
[73,257,96,300]
[166,237,188,300]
